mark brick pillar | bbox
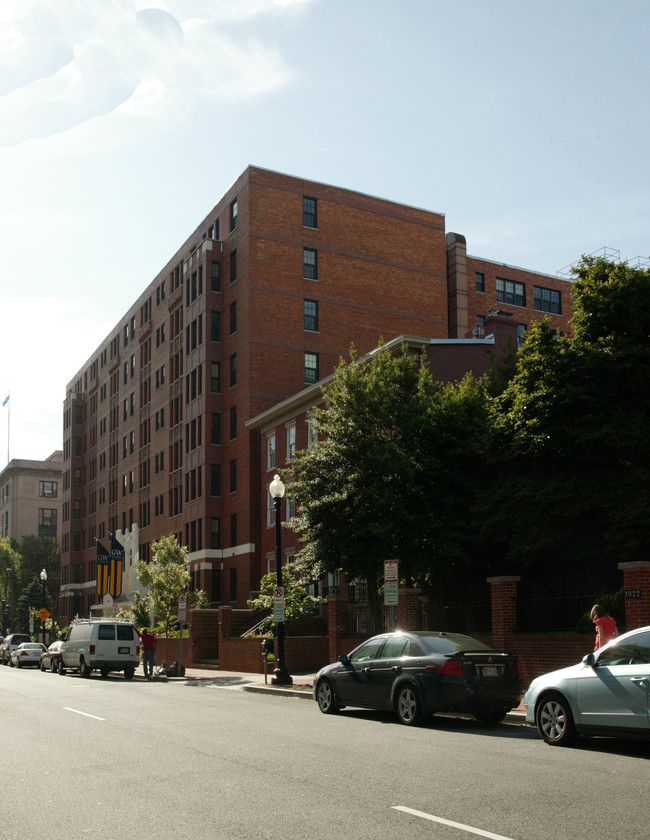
[327,595,346,662]
[618,562,650,631]
[219,605,233,642]
[396,588,421,631]
[487,576,520,650]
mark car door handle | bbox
[392,665,402,674]
[362,667,370,675]
[630,677,648,686]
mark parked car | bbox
[59,619,139,679]
[0,633,32,665]
[313,630,522,726]
[40,640,66,673]
[10,642,47,668]
[525,624,650,746]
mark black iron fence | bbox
[518,591,623,633]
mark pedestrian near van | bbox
[590,604,618,651]
[139,628,156,679]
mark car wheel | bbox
[58,659,67,676]
[396,684,422,726]
[79,658,91,678]
[536,693,576,746]
[124,667,135,680]
[316,678,339,714]
[474,709,507,725]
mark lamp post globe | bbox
[269,475,292,686]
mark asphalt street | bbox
[1,665,648,840]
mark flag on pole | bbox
[1,395,8,407]
[109,534,125,599]
[96,541,110,596]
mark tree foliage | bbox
[135,535,207,636]
[247,563,325,633]
[285,344,493,626]
[490,257,650,584]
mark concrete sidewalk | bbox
[140,665,528,723]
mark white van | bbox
[59,619,139,679]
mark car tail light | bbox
[90,645,95,654]
[514,659,521,675]
[438,660,463,677]
[21,651,28,657]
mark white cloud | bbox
[0,0,310,145]
[0,298,114,466]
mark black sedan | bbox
[313,630,522,726]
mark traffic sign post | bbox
[177,595,187,674]
[273,586,285,624]
[384,560,399,629]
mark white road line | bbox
[392,806,516,840]
[63,707,105,721]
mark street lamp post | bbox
[40,569,47,645]
[2,568,11,636]
[269,474,292,686]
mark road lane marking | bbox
[64,707,105,721]
[393,806,515,840]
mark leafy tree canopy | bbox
[135,535,206,636]
[247,563,325,634]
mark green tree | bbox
[135,535,206,636]
[247,563,325,633]
[16,578,46,635]
[490,257,650,585]
[0,538,21,633]
[16,535,60,622]
[285,344,493,628]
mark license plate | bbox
[481,666,501,678]
[118,647,130,655]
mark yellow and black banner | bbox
[96,541,110,596]
[109,535,125,599]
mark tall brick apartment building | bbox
[59,167,572,624]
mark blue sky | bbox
[0,0,648,465]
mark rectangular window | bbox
[266,433,276,470]
[211,311,221,342]
[475,272,485,293]
[303,196,317,228]
[211,262,221,292]
[229,198,238,232]
[229,354,237,387]
[210,464,221,496]
[211,413,221,445]
[229,301,237,335]
[39,481,58,498]
[534,285,562,314]
[304,351,319,384]
[211,362,221,393]
[230,567,237,601]
[211,517,221,549]
[229,459,237,493]
[229,249,237,284]
[496,278,526,307]
[517,324,527,348]
[304,299,318,331]
[303,247,318,280]
[229,405,237,440]
[38,508,57,538]
[286,424,296,461]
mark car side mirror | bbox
[339,654,350,666]
[582,653,596,668]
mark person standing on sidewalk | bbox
[139,628,157,679]
[590,604,618,651]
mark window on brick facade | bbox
[211,362,221,393]
[303,248,318,280]
[303,196,317,228]
[534,285,562,314]
[211,517,221,549]
[211,311,221,342]
[229,249,237,284]
[229,198,238,232]
[229,459,237,493]
[286,424,296,461]
[496,278,525,307]
[229,301,237,335]
[304,299,318,331]
[517,324,527,348]
[211,262,221,292]
[266,433,275,470]
[304,351,319,384]
[229,405,237,440]
[229,353,237,387]
[475,272,485,292]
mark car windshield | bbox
[418,634,491,655]
[23,644,42,649]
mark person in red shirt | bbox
[139,628,157,679]
[590,604,618,651]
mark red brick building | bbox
[59,167,573,624]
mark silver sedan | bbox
[10,643,47,668]
[525,624,650,745]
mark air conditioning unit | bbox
[472,326,485,338]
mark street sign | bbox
[38,608,50,622]
[384,560,399,606]
[178,595,187,622]
[384,560,398,582]
[273,586,285,623]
